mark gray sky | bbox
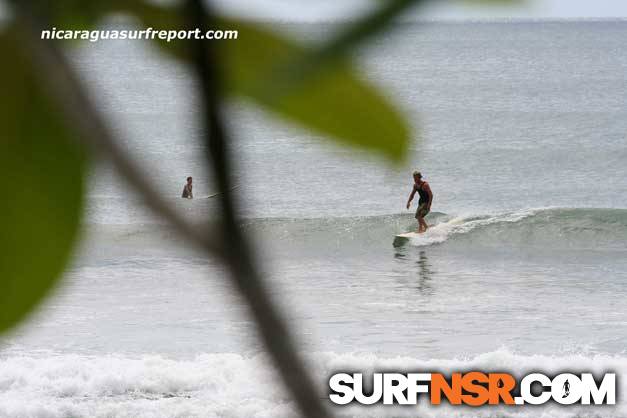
[212,0,627,21]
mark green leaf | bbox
[222,22,411,161]
[0,28,85,333]
[114,3,410,161]
[24,0,410,160]
[27,0,111,30]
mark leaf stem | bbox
[10,4,224,259]
[185,1,332,418]
[262,0,426,102]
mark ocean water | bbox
[2,21,627,417]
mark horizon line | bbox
[231,16,627,24]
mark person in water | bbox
[406,171,433,233]
[182,176,193,199]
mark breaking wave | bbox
[398,207,627,249]
[245,207,627,251]
[83,208,627,254]
[0,349,625,418]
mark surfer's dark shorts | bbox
[415,203,430,219]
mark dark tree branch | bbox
[262,0,425,102]
[10,1,421,417]
[185,1,332,418]
[312,0,425,64]
[10,5,225,259]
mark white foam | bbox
[1,349,625,417]
[405,208,540,247]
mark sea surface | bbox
[1,20,627,418]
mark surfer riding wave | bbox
[406,171,433,233]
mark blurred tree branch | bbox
[3,0,438,416]
[261,0,425,102]
[9,2,225,259]
[186,1,332,417]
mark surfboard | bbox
[393,232,420,247]
[205,184,240,198]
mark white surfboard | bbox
[205,184,240,198]
[393,232,421,247]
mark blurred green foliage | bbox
[0,28,85,333]
[115,2,411,161]
[0,0,519,333]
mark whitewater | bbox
[2,350,627,417]
[2,21,627,418]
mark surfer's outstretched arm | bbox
[406,188,417,209]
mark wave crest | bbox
[83,208,627,252]
[1,349,626,417]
